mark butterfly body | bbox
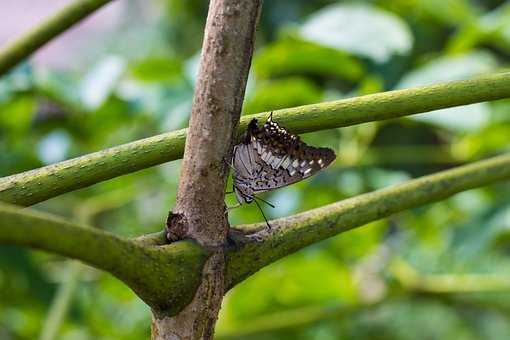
[232,113,336,206]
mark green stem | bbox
[3,153,510,314]
[0,0,113,77]
[134,153,510,290]
[2,72,510,206]
[226,153,510,288]
[0,202,208,313]
[0,128,186,206]
[391,258,510,293]
[39,187,141,340]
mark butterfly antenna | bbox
[253,197,272,229]
[253,195,275,208]
[268,111,273,121]
[223,158,237,174]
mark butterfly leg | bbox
[251,197,272,230]
[252,194,275,208]
[223,157,237,173]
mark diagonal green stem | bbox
[391,258,510,293]
[0,202,208,313]
[38,186,142,340]
[2,72,510,206]
[2,153,510,314]
[0,0,114,77]
[131,152,510,291]
[225,153,510,288]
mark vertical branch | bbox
[155,0,262,339]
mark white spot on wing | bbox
[266,154,275,164]
[281,157,291,169]
[275,155,287,169]
[271,156,282,169]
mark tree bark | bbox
[156,0,262,339]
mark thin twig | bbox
[0,0,113,76]
[226,153,510,288]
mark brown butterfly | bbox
[230,113,336,226]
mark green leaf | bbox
[129,56,184,83]
[224,251,355,322]
[416,0,480,26]
[300,3,413,63]
[253,38,363,81]
[79,56,126,110]
[243,77,323,114]
[0,95,36,134]
[448,2,510,53]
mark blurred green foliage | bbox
[1,0,510,339]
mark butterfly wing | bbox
[232,142,262,203]
[249,157,305,193]
[232,115,336,202]
[232,143,259,179]
[250,115,336,181]
[248,145,335,193]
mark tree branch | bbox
[155,1,262,338]
[391,258,510,293]
[0,0,113,77]
[131,153,510,292]
[3,153,510,322]
[0,129,186,206]
[39,186,143,340]
[0,202,208,313]
[225,153,510,288]
[2,71,510,207]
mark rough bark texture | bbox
[157,0,262,339]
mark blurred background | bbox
[1,0,510,339]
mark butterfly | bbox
[229,112,336,226]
